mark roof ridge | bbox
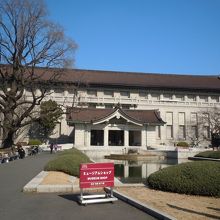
[73,68,218,78]
[1,64,218,77]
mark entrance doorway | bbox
[108,130,124,146]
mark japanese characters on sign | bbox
[80,163,114,189]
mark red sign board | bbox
[80,163,114,189]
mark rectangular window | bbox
[175,94,184,101]
[87,90,97,97]
[190,113,197,125]
[139,91,147,98]
[191,126,198,138]
[121,104,130,109]
[166,112,173,125]
[163,94,172,100]
[108,130,124,146]
[178,112,185,125]
[105,104,114,109]
[151,93,160,101]
[202,113,209,126]
[53,88,63,97]
[179,125,186,139]
[211,96,219,103]
[199,95,208,102]
[188,95,196,101]
[204,126,210,139]
[178,112,185,139]
[90,130,104,146]
[166,112,173,139]
[129,130,141,146]
[166,125,173,139]
[104,90,113,97]
[120,91,129,97]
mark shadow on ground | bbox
[59,194,80,204]
[59,192,118,207]
[207,207,220,212]
[167,204,220,219]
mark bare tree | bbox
[0,0,77,148]
[186,107,220,148]
[200,107,220,148]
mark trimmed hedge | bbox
[44,148,92,177]
[195,151,220,159]
[176,141,189,147]
[147,161,220,197]
[28,139,42,145]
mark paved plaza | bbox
[0,153,156,220]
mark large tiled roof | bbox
[38,68,220,92]
[1,65,219,92]
[67,107,165,125]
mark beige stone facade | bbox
[68,87,220,150]
[1,69,219,151]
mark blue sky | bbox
[45,0,220,75]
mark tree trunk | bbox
[1,130,15,149]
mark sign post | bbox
[78,162,118,205]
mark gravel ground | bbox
[116,186,220,220]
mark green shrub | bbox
[176,142,189,147]
[44,148,92,177]
[147,161,220,197]
[28,139,42,145]
[195,151,220,159]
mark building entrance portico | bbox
[90,123,143,148]
[67,106,165,150]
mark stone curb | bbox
[23,171,79,193]
[23,171,48,192]
[105,187,176,220]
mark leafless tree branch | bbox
[0,0,77,148]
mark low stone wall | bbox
[80,148,123,159]
[105,154,164,161]
[175,148,210,159]
[77,147,209,160]
[153,148,209,159]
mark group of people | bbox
[1,143,59,163]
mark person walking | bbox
[49,143,54,154]
[17,144,25,159]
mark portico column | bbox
[104,125,109,147]
[124,165,129,178]
[141,164,147,178]
[124,125,129,147]
[141,125,147,149]
[84,124,87,146]
[85,124,91,147]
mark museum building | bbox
[1,68,220,151]
[41,68,220,151]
